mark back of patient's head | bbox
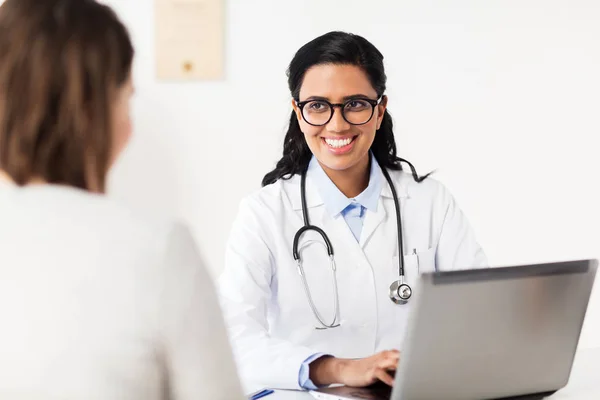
[0,0,134,193]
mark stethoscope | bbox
[292,158,411,330]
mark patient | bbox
[0,0,243,399]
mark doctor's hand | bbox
[309,350,399,388]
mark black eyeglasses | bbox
[296,97,383,127]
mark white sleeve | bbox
[158,223,245,400]
[218,198,319,392]
[435,185,489,270]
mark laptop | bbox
[311,259,598,400]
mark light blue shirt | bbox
[298,154,384,389]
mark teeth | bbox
[324,138,352,148]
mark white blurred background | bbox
[100,0,599,349]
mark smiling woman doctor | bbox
[218,31,487,393]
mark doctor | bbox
[218,31,487,393]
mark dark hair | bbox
[262,31,429,187]
[0,0,134,192]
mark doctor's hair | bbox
[0,0,133,192]
[262,31,430,187]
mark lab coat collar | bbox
[307,157,352,217]
[380,169,409,199]
[286,172,324,211]
[287,161,408,211]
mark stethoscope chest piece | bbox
[389,279,412,305]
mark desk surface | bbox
[268,347,600,400]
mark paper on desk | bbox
[155,0,224,80]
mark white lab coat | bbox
[218,168,487,392]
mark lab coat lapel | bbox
[359,197,387,248]
[288,171,362,257]
[287,174,362,267]
[319,208,365,269]
[359,171,409,248]
[286,174,323,227]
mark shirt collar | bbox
[355,158,383,212]
[309,153,384,217]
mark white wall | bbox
[104,0,600,348]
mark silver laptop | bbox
[311,259,598,400]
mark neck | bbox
[320,155,371,198]
[0,170,48,187]
[0,170,11,184]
